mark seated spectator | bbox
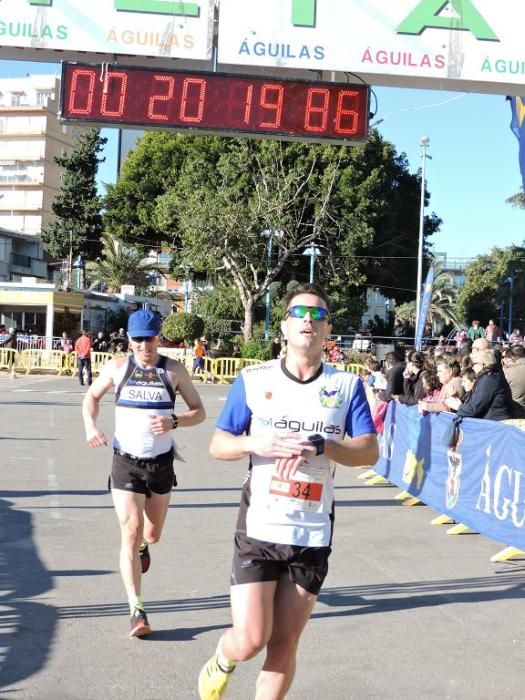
[270,336,281,360]
[117,327,128,353]
[60,331,74,354]
[445,367,477,411]
[453,328,467,348]
[364,357,382,388]
[108,331,120,353]
[503,344,525,418]
[377,350,405,402]
[396,351,427,405]
[467,320,485,341]
[420,369,441,403]
[508,328,523,344]
[92,331,109,353]
[485,319,502,344]
[455,349,514,421]
[419,354,464,413]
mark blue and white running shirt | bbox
[217,359,375,547]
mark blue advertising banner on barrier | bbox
[375,403,525,550]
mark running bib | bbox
[268,466,327,513]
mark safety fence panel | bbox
[326,362,365,374]
[374,402,525,551]
[19,349,68,375]
[209,357,263,383]
[69,351,128,376]
[0,348,18,370]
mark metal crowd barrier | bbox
[1,349,366,381]
[0,348,18,371]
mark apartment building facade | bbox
[0,73,84,237]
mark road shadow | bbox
[0,498,56,692]
[315,574,525,618]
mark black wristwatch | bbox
[171,414,178,430]
[307,433,325,456]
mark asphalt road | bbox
[1,372,524,699]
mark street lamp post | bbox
[262,230,282,341]
[303,245,322,284]
[415,136,431,337]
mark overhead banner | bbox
[375,403,525,550]
[0,0,214,60]
[218,0,525,90]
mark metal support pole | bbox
[264,235,273,341]
[415,137,430,337]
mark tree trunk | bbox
[243,301,254,343]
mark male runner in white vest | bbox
[198,283,378,699]
[82,309,205,637]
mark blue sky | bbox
[1,59,523,260]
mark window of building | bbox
[36,91,53,106]
[10,92,25,106]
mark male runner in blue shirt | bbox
[199,283,378,699]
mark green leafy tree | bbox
[506,192,525,209]
[42,128,107,259]
[393,265,461,331]
[457,246,525,328]
[162,312,204,344]
[104,132,439,340]
[85,232,160,293]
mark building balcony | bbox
[10,253,47,278]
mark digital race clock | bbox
[59,62,369,144]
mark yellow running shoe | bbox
[198,654,234,699]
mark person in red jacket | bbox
[74,329,93,386]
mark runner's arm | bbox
[82,361,117,447]
[325,433,378,467]
[148,361,206,435]
[210,428,307,462]
[165,361,206,427]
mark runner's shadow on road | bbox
[0,489,108,498]
[145,623,228,642]
[0,498,56,692]
[315,575,525,618]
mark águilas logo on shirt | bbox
[264,392,272,400]
[319,386,343,408]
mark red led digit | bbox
[243,84,254,124]
[179,78,206,123]
[334,90,359,135]
[148,75,175,121]
[100,71,128,118]
[304,88,330,133]
[68,69,95,116]
[259,84,284,128]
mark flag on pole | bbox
[415,266,435,351]
[509,96,525,193]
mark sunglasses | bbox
[131,336,155,343]
[285,305,329,321]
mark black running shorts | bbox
[231,532,331,595]
[110,448,176,496]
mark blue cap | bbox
[127,309,161,338]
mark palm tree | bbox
[86,232,161,293]
[393,264,462,331]
[506,191,525,209]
